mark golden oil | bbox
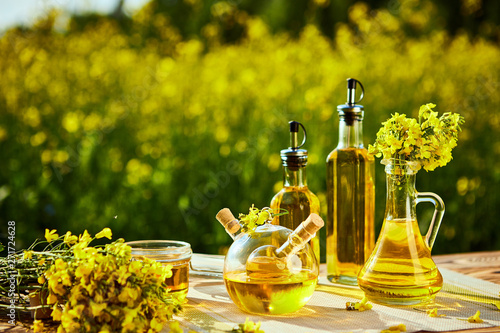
[164,259,190,296]
[221,214,323,314]
[271,186,320,263]
[271,121,320,263]
[127,240,192,298]
[132,256,190,297]
[246,255,290,280]
[246,213,323,280]
[326,79,375,285]
[357,218,443,305]
[224,271,317,315]
[326,146,375,284]
[358,159,445,305]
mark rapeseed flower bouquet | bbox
[238,205,288,233]
[368,103,465,171]
[0,228,184,333]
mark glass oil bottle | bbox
[226,214,323,315]
[270,121,321,263]
[217,207,323,315]
[326,79,375,285]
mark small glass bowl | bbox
[126,240,192,297]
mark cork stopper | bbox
[216,208,240,235]
[294,213,324,242]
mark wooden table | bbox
[2,251,499,332]
[433,251,500,284]
[426,251,500,333]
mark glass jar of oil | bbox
[127,240,192,298]
[326,78,375,285]
[271,121,320,263]
[219,210,322,315]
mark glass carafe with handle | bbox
[357,159,445,305]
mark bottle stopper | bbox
[216,208,240,235]
[337,78,365,124]
[295,213,324,242]
[280,121,308,169]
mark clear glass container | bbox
[221,214,321,315]
[127,240,192,298]
[271,121,320,263]
[326,78,375,285]
[357,159,445,305]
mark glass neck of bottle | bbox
[384,165,418,221]
[276,234,306,258]
[228,228,242,240]
[337,117,363,148]
[283,165,306,187]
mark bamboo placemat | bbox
[177,255,500,333]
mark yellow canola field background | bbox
[1,2,499,257]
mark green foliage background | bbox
[1,0,499,259]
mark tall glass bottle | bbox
[270,121,320,263]
[326,78,375,285]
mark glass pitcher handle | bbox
[416,192,445,249]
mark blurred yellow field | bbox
[0,1,498,257]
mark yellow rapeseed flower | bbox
[64,231,78,245]
[381,324,406,333]
[90,300,107,317]
[427,308,445,317]
[117,265,132,285]
[389,324,407,331]
[78,230,92,245]
[62,112,80,133]
[98,324,112,333]
[95,227,112,240]
[33,319,44,332]
[236,317,265,333]
[41,228,183,332]
[52,304,63,321]
[468,310,483,323]
[369,104,464,171]
[75,263,93,279]
[122,307,140,329]
[47,292,58,304]
[60,308,81,332]
[47,276,66,296]
[354,296,373,312]
[238,205,272,233]
[45,229,59,242]
[151,318,167,333]
[54,258,67,271]
[23,250,33,260]
[118,286,140,307]
[94,290,105,303]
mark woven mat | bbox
[173,255,500,333]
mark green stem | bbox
[0,303,52,310]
